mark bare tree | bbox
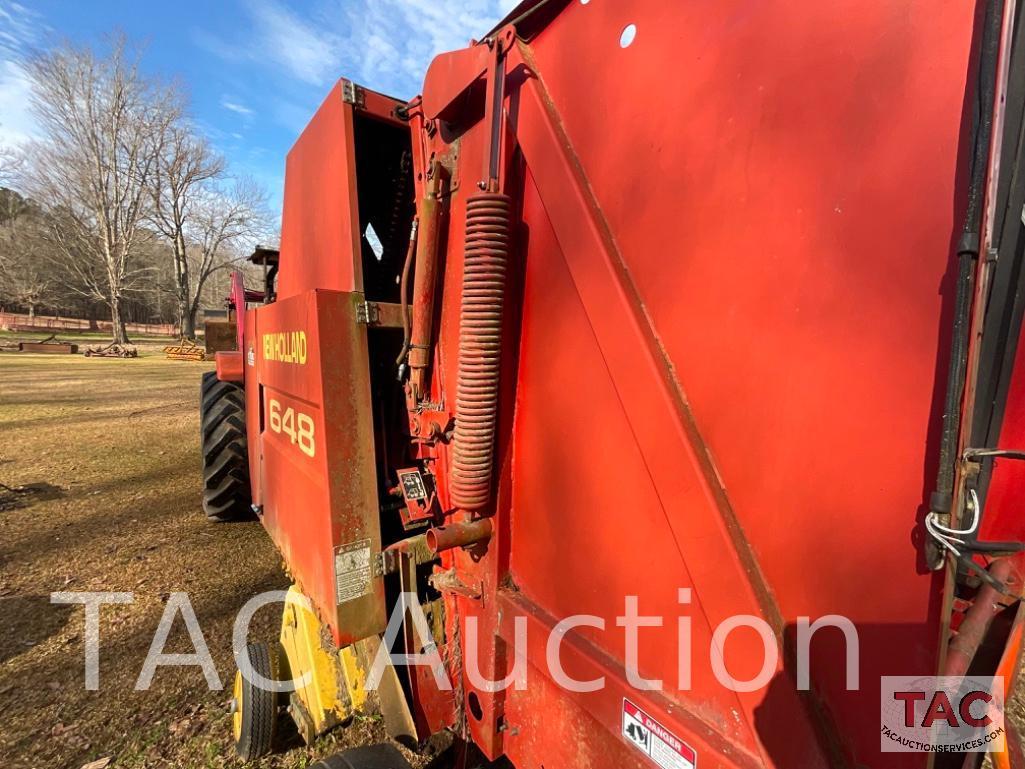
[181,176,268,336]
[18,36,179,343]
[150,125,224,337]
[0,147,19,188]
[2,249,55,320]
[0,191,56,318]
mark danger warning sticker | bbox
[622,699,697,769]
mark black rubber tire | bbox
[200,371,252,522]
[312,744,413,769]
[234,641,281,761]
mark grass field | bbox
[0,330,179,342]
[0,329,182,358]
[0,352,401,769]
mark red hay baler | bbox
[199,2,1025,768]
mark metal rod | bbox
[408,164,448,398]
[425,518,493,553]
[943,558,1014,678]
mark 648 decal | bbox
[267,397,315,457]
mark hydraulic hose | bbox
[930,0,1004,522]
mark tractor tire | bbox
[311,744,413,769]
[231,641,282,761]
[200,371,252,522]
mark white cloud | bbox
[0,0,46,59]
[332,0,520,97]
[0,59,36,147]
[220,97,254,117]
[199,0,517,107]
[249,0,340,86]
[0,0,45,150]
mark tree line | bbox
[0,36,273,342]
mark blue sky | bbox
[0,0,518,214]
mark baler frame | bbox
[202,2,1025,768]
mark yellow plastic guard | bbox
[278,586,369,741]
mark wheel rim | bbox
[231,669,243,742]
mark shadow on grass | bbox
[0,482,64,512]
[0,594,74,665]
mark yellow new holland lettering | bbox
[261,330,308,365]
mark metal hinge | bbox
[356,301,379,325]
[342,80,366,109]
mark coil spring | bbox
[451,193,513,511]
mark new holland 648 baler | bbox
[199,1,1025,767]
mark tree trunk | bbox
[181,304,196,338]
[174,232,191,339]
[27,304,35,321]
[110,299,130,344]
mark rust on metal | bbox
[424,518,493,554]
[163,338,207,361]
[84,343,138,358]
[18,341,78,354]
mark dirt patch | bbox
[0,354,431,769]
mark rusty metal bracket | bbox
[356,301,380,325]
[357,301,409,329]
[428,568,483,600]
[375,534,436,577]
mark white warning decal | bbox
[623,699,697,769]
[334,539,372,603]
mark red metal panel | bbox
[509,166,765,757]
[243,311,262,509]
[499,590,764,769]
[492,2,977,766]
[498,157,829,767]
[252,290,386,645]
[214,351,243,383]
[403,3,984,768]
[245,1,996,767]
[277,82,362,299]
[980,330,1025,542]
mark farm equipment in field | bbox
[202,321,237,356]
[163,338,206,361]
[15,335,78,354]
[83,342,137,358]
[197,1,1025,768]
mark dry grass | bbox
[0,351,410,769]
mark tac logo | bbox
[880,676,1005,753]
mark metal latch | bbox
[356,301,379,325]
[342,80,365,109]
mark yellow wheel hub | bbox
[231,669,243,742]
